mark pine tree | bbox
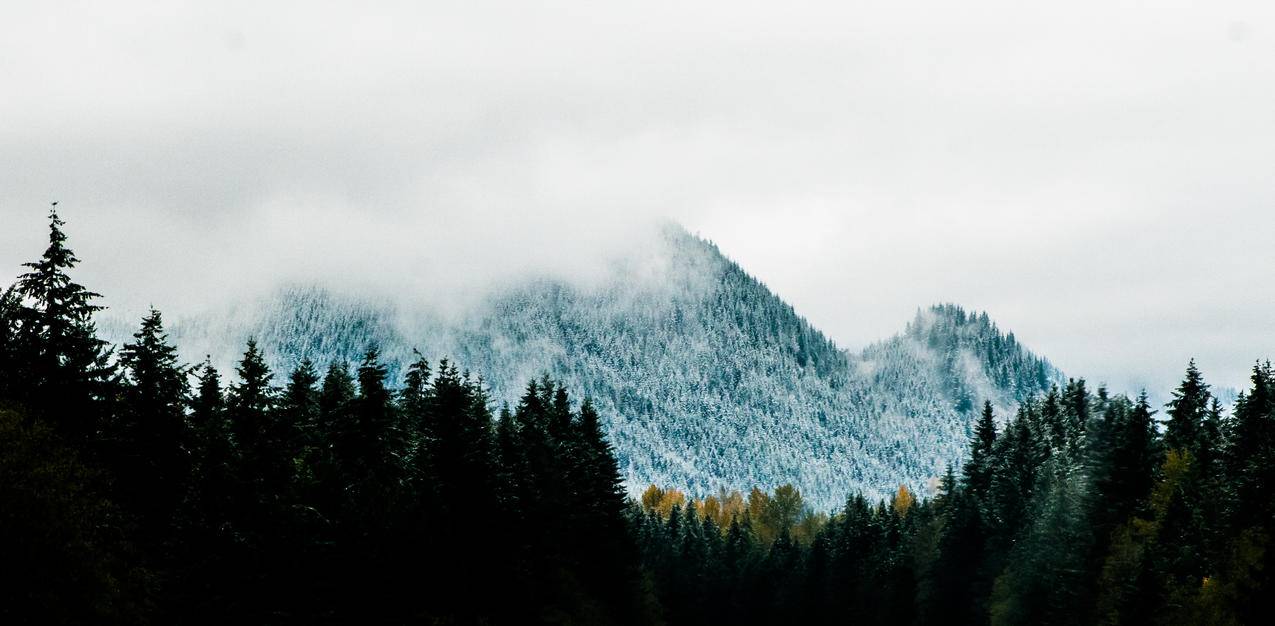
[226,339,277,530]
[575,399,629,521]
[189,358,234,530]
[493,403,522,515]
[986,406,1040,545]
[348,348,402,516]
[7,207,115,441]
[990,458,1093,625]
[1165,360,1210,456]
[1039,387,1068,456]
[0,287,23,402]
[399,353,433,504]
[1214,363,1275,623]
[1098,394,1159,524]
[1225,362,1275,531]
[228,341,275,460]
[111,308,192,537]
[571,398,641,619]
[1060,378,1090,458]
[962,400,998,497]
[277,359,318,494]
[929,403,1000,625]
[413,361,503,621]
[398,353,431,448]
[191,358,226,445]
[311,360,355,518]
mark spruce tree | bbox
[1165,360,1210,455]
[112,308,192,537]
[8,207,115,441]
[962,400,997,497]
[311,360,355,518]
[986,407,1038,545]
[989,458,1092,625]
[574,398,641,618]
[189,358,235,531]
[399,354,434,506]
[278,359,318,492]
[398,354,431,448]
[1226,362,1275,527]
[349,348,401,517]
[0,287,22,403]
[494,404,523,515]
[1098,394,1158,523]
[228,341,275,457]
[226,339,277,530]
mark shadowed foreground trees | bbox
[3,211,1274,624]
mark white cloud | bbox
[2,0,1273,391]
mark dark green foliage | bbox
[187,358,235,529]
[3,212,1275,624]
[107,309,192,538]
[227,340,277,489]
[0,408,150,624]
[1165,360,1210,456]
[4,208,115,442]
[1227,362,1275,529]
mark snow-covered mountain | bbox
[114,226,1061,509]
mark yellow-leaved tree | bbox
[892,484,915,517]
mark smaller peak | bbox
[928,303,973,322]
[655,220,720,252]
[910,303,1002,334]
[906,303,968,336]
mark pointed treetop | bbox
[1165,360,1212,453]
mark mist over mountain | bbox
[114,226,1060,508]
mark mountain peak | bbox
[126,244,1060,509]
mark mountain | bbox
[116,226,1061,509]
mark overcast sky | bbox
[3,1,1274,393]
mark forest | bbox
[3,211,1274,625]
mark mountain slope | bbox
[134,227,1061,508]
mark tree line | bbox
[1,211,647,623]
[3,210,1274,624]
[631,365,1274,624]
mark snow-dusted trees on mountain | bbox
[626,364,1275,625]
[155,228,1062,509]
[5,211,1275,624]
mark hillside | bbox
[134,227,1061,508]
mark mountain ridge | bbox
[105,226,1062,508]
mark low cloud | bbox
[2,0,1273,391]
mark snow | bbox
[103,227,1062,510]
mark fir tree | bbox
[188,357,235,531]
[228,341,275,462]
[226,339,278,535]
[1225,362,1275,531]
[962,400,998,497]
[271,359,319,515]
[111,308,192,537]
[1164,360,1210,456]
[8,207,115,441]
[347,348,402,520]
[311,360,355,519]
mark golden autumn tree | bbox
[769,484,804,535]
[640,485,665,513]
[717,488,746,525]
[700,495,721,528]
[748,487,775,545]
[892,484,915,517]
[640,484,686,518]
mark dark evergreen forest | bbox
[3,211,1273,625]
